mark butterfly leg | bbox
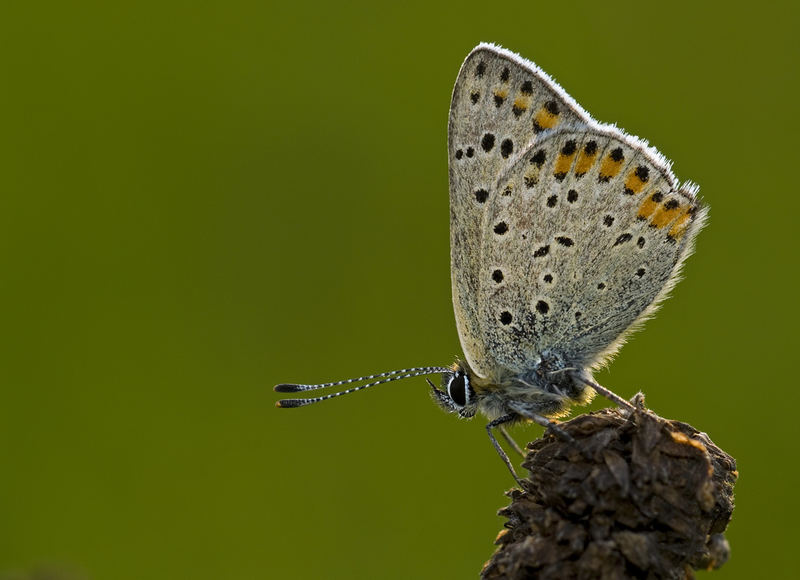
[486,415,524,485]
[498,424,525,456]
[573,375,635,411]
[512,405,576,444]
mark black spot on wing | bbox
[500,139,513,159]
[613,233,633,246]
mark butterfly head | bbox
[429,362,479,418]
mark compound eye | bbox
[447,372,469,408]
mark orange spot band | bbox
[554,151,577,176]
[574,149,598,175]
[668,209,692,239]
[650,204,682,229]
[599,155,624,180]
[534,107,559,130]
[624,170,647,194]
[637,194,660,219]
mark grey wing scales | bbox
[448,44,588,379]
[479,126,706,375]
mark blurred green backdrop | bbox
[1,1,797,578]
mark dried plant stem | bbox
[482,398,737,580]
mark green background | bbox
[2,1,797,578]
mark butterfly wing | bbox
[480,126,705,376]
[449,44,589,379]
[449,44,706,381]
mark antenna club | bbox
[275,399,303,408]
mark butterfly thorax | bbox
[438,353,595,422]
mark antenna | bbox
[275,366,450,408]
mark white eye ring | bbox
[447,372,471,408]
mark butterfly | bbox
[275,43,706,482]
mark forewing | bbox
[449,44,589,378]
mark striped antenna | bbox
[275,366,450,408]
